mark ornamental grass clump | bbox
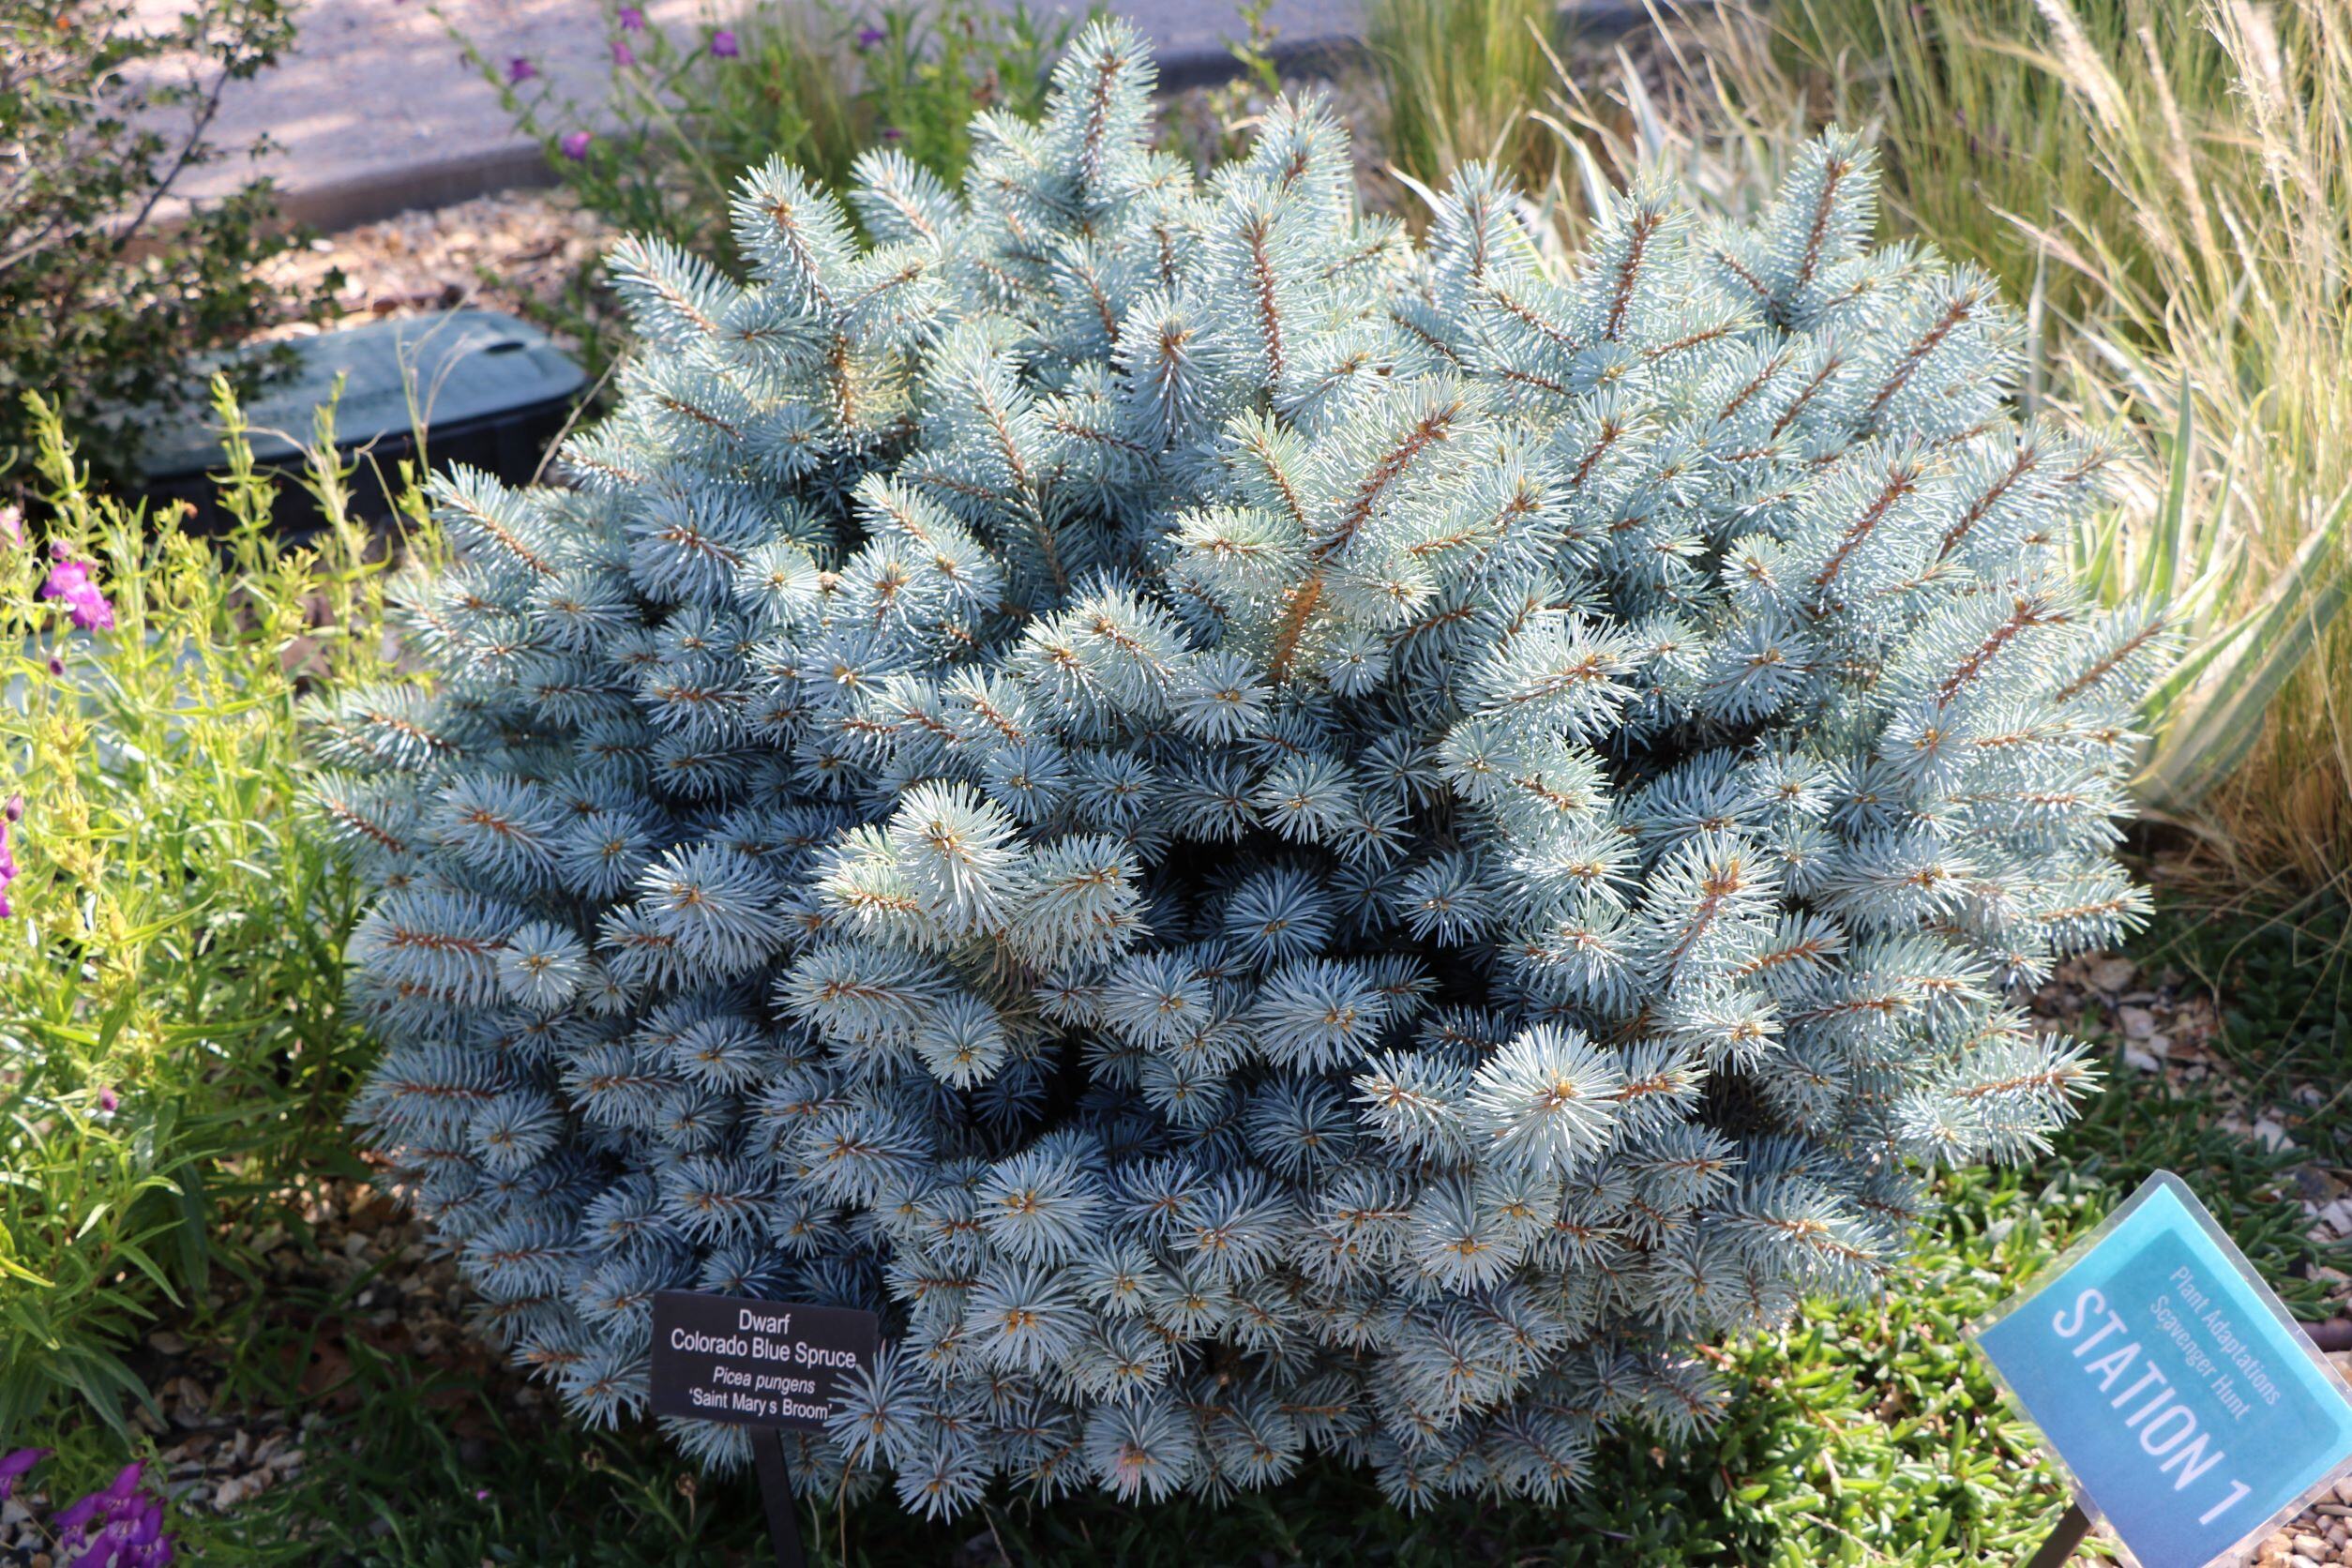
[314,22,2161,1516]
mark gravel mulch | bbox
[2254,1491,2352,1568]
[2034,948,2351,1264]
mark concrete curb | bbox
[272,143,560,236]
[217,0,1673,236]
[1157,0,1663,90]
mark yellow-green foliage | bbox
[0,384,415,1433]
[1362,0,1563,202]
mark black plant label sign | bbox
[648,1291,881,1431]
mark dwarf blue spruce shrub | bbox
[312,21,2164,1515]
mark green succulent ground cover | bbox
[21,900,2333,1566]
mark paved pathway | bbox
[142,0,1364,230]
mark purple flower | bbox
[0,1447,48,1501]
[47,654,65,676]
[854,24,887,50]
[51,1467,137,1542]
[618,5,644,29]
[880,125,903,141]
[5,793,20,822]
[709,28,738,56]
[560,129,593,159]
[53,1491,103,1540]
[98,1087,119,1113]
[53,1460,173,1567]
[39,553,114,632]
[122,1498,163,1544]
[610,38,634,66]
[505,54,536,84]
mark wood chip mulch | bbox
[252,187,618,354]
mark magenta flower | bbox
[47,654,64,676]
[709,28,738,56]
[854,24,887,49]
[880,125,903,141]
[1,798,18,914]
[39,553,114,632]
[98,1087,119,1113]
[618,5,644,28]
[611,38,634,66]
[505,54,536,84]
[0,1447,48,1501]
[560,129,593,160]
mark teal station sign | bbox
[1976,1172,2352,1568]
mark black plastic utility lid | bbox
[139,309,589,532]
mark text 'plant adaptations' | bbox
[316,20,2163,1518]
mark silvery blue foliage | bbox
[312,21,2163,1515]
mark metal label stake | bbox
[752,1427,807,1568]
[2023,1500,2089,1568]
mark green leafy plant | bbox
[1168,0,1289,172]
[469,2,859,264]
[853,2,1069,184]
[465,0,1068,268]
[453,0,1068,391]
[0,0,333,497]
[0,384,413,1434]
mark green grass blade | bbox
[2142,490,2352,807]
